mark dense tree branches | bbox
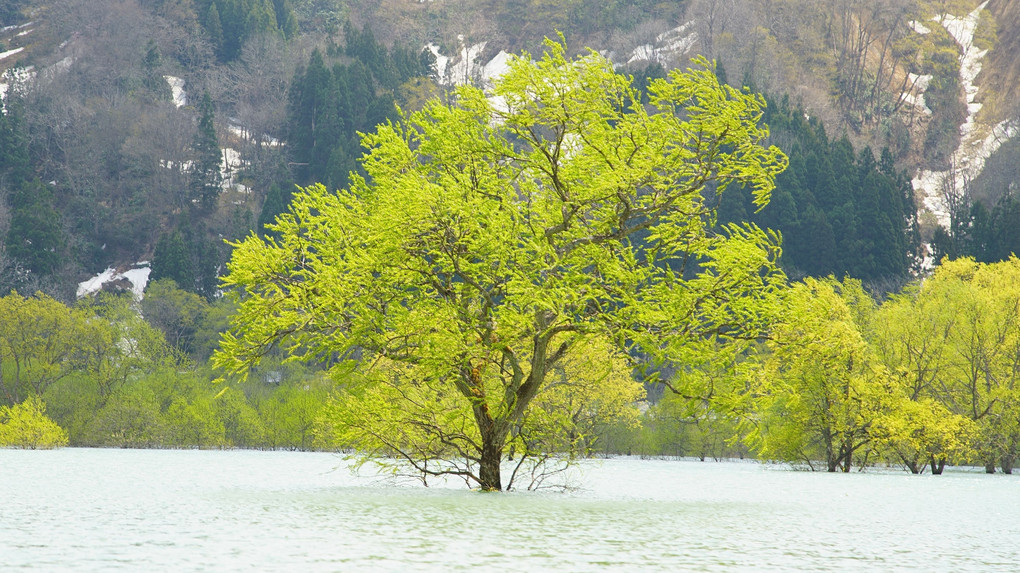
[216,42,788,490]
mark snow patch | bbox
[77,264,151,300]
[628,21,698,65]
[481,50,512,87]
[159,159,194,171]
[159,146,250,192]
[221,147,247,192]
[42,56,73,81]
[165,75,186,108]
[228,122,281,147]
[427,38,514,89]
[0,46,25,62]
[0,66,34,104]
[425,43,449,82]
[0,21,33,33]
[912,2,1009,230]
[899,73,933,115]
[908,20,931,35]
[445,37,488,85]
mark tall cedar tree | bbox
[190,92,222,211]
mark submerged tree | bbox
[743,277,898,472]
[215,41,788,491]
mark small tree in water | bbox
[214,40,787,491]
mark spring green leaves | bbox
[215,40,787,489]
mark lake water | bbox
[1,449,1018,571]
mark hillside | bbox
[979,0,1020,124]
[2,0,1019,299]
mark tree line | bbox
[720,94,920,288]
[0,285,328,449]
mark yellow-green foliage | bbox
[510,335,645,457]
[220,40,787,489]
[743,277,898,472]
[0,395,69,449]
[314,335,644,473]
[973,8,998,51]
[866,257,1020,472]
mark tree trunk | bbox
[930,456,946,475]
[1002,455,1015,475]
[985,461,997,474]
[824,430,837,472]
[478,433,503,491]
[902,453,921,474]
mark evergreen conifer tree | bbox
[151,230,194,290]
[142,40,171,102]
[190,92,222,211]
[6,180,65,276]
[257,183,292,237]
[204,2,225,59]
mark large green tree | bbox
[742,277,899,472]
[215,42,788,491]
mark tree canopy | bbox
[215,41,788,491]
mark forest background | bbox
[2,0,1020,480]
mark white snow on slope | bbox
[77,264,151,300]
[628,21,698,65]
[908,20,931,35]
[911,1,1016,230]
[0,65,32,102]
[165,75,186,108]
[2,56,73,102]
[900,73,933,115]
[0,21,33,33]
[228,122,281,147]
[221,147,248,192]
[445,37,488,85]
[425,43,449,82]
[159,148,248,192]
[0,46,25,62]
[481,50,512,87]
[426,39,516,116]
[428,38,512,89]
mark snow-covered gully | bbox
[912,1,1018,230]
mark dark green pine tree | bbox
[216,0,244,61]
[150,230,195,290]
[190,92,222,211]
[245,0,278,41]
[727,96,916,283]
[192,232,221,299]
[286,49,342,186]
[257,183,293,237]
[0,91,31,186]
[6,180,65,276]
[344,60,375,135]
[203,2,225,60]
[142,40,171,102]
[272,0,298,39]
[0,0,28,26]
[2,94,64,277]
[968,192,1020,263]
